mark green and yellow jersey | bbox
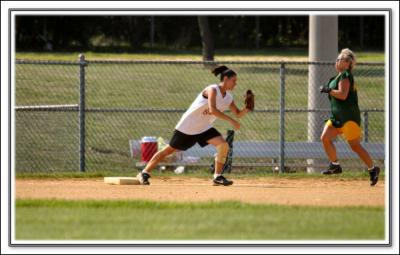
[325,70,361,128]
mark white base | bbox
[104,177,140,185]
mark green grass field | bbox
[15,49,385,61]
[15,199,384,240]
[13,51,387,244]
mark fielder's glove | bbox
[319,86,332,94]
[245,89,255,112]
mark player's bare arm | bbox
[329,78,350,100]
[206,87,240,130]
[229,101,249,118]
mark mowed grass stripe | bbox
[16,199,384,240]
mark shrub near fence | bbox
[15,57,385,173]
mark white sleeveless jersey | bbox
[175,84,233,135]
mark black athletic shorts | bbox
[169,128,222,151]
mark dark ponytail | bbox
[211,65,237,81]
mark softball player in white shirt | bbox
[137,65,250,186]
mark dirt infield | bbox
[15,176,385,207]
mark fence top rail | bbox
[14,105,384,113]
[15,59,385,66]
[15,104,79,111]
[15,59,81,65]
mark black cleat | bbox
[321,162,343,175]
[213,175,233,186]
[369,166,380,186]
[137,172,151,185]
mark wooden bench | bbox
[182,141,385,159]
[135,141,385,169]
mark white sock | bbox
[368,165,375,171]
[142,170,150,175]
[331,161,340,165]
[214,174,221,179]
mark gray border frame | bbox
[7,8,392,248]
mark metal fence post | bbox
[364,111,369,143]
[279,63,285,173]
[79,54,86,172]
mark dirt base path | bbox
[15,177,385,207]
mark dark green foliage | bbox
[15,16,384,52]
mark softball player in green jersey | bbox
[319,48,380,186]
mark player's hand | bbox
[230,119,241,130]
[320,86,332,93]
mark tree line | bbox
[15,15,384,54]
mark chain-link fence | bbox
[15,57,385,173]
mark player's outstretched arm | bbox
[207,87,240,130]
[229,101,249,118]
